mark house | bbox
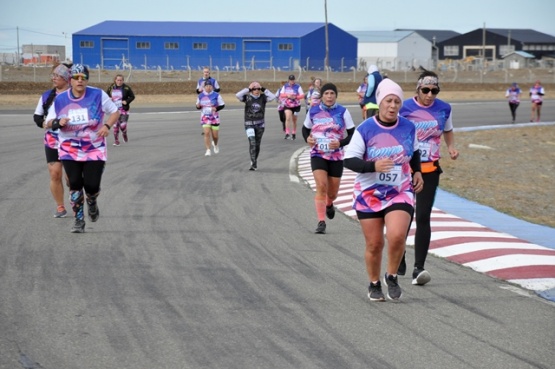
[501,51,536,69]
[72,21,357,72]
[436,28,555,62]
[348,31,431,71]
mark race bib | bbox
[246,128,255,138]
[376,165,402,186]
[418,142,431,161]
[68,108,89,125]
[316,137,332,152]
[202,106,212,115]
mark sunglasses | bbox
[71,74,88,81]
[251,88,261,91]
[420,87,440,95]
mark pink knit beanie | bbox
[376,78,404,106]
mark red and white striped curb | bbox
[297,150,555,295]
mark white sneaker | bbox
[205,149,211,156]
[213,145,219,154]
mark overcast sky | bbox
[1,0,553,56]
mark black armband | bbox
[261,87,266,92]
[34,114,45,128]
[216,104,225,112]
[339,127,355,147]
[410,150,422,173]
[104,123,111,130]
[51,119,61,131]
[344,157,376,173]
[302,126,311,142]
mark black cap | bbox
[288,74,296,80]
[320,83,338,96]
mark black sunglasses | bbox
[420,87,440,95]
[251,88,261,91]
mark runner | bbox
[278,75,304,140]
[33,62,72,218]
[505,82,521,124]
[106,74,135,146]
[344,78,423,301]
[305,77,322,113]
[529,80,545,122]
[236,81,276,171]
[302,83,355,234]
[397,70,459,285]
[45,64,120,233]
[196,80,225,156]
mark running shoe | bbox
[213,145,220,154]
[383,273,402,301]
[368,281,385,301]
[54,206,67,218]
[315,221,326,234]
[326,204,335,219]
[71,219,86,233]
[205,149,211,156]
[397,256,407,276]
[292,134,296,140]
[284,134,290,140]
[412,268,431,286]
[113,141,120,146]
[123,133,128,142]
[88,202,99,222]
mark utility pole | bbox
[324,0,329,70]
[16,26,20,66]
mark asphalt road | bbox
[0,101,554,369]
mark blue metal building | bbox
[72,21,357,71]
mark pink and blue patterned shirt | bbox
[46,86,118,161]
[303,103,355,161]
[399,97,453,164]
[344,116,419,213]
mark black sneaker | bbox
[71,219,86,233]
[88,202,99,222]
[412,268,431,286]
[397,256,406,276]
[315,221,326,234]
[383,273,402,301]
[368,281,385,301]
[284,134,290,140]
[326,204,335,219]
[292,134,296,140]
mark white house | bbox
[349,31,431,71]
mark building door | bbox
[243,40,271,69]
[102,38,129,69]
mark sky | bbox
[1,0,553,57]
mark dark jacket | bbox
[106,83,135,111]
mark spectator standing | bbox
[33,62,72,218]
[356,74,368,120]
[344,78,423,301]
[196,80,225,156]
[236,82,276,171]
[106,74,135,145]
[361,65,383,120]
[505,82,521,124]
[397,70,459,285]
[529,80,545,122]
[45,64,120,233]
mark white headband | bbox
[417,76,439,88]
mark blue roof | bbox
[348,31,415,43]
[75,21,328,38]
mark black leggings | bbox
[413,171,441,269]
[246,125,265,165]
[509,102,519,121]
[62,160,106,194]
